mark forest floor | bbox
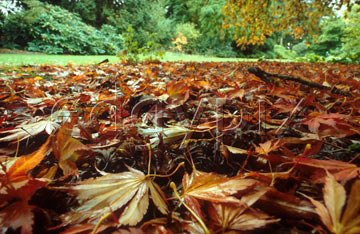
[0,60,359,234]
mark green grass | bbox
[0,52,256,66]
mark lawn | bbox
[0,51,256,66]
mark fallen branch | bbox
[248,66,352,97]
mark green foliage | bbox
[342,6,360,63]
[274,45,296,59]
[1,0,123,55]
[293,41,311,57]
[117,26,164,63]
[107,0,174,49]
[55,0,98,25]
[295,53,324,63]
[169,0,236,57]
[310,17,344,56]
[173,23,201,53]
[295,53,353,64]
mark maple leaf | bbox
[207,187,277,232]
[0,178,49,234]
[52,122,88,176]
[0,200,35,234]
[166,80,189,108]
[4,137,51,183]
[0,110,70,142]
[301,112,355,137]
[303,174,360,234]
[181,169,257,204]
[255,139,281,156]
[60,166,168,226]
[208,203,278,232]
[293,157,360,183]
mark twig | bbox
[248,66,352,97]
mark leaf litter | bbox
[0,61,359,233]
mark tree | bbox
[342,5,360,62]
[223,0,358,47]
[310,17,344,56]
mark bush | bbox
[295,53,353,64]
[117,26,164,63]
[173,23,201,53]
[293,41,311,57]
[1,1,123,55]
[274,45,297,59]
[106,0,174,50]
[295,53,324,63]
[202,44,237,58]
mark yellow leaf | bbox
[181,169,257,204]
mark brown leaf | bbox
[208,203,278,231]
[60,166,167,226]
[341,180,360,234]
[0,200,34,234]
[303,173,360,234]
[52,123,88,176]
[0,178,49,234]
[0,110,70,142]
[294,157,360,183]
[255,139,281,156]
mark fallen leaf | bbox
[181,169,257,204]
[303,173,360,234]
[60,166,167,226]
[293,157,360,183]
[0,110,70,142]
[208,202,278,232]
[6,137,51,182]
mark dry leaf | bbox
[60,166,167,226]
[181,169,257,204]
[208,203,278,231]
[303,173,360,234]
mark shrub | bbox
[203,44,237,58]
[117,26,164,63]
[1,1,123,55]
[295,53,324,63]
[274,45,297,59]
[295,53,353,64]
[107,0,174,50]
[173,23,201,53]
[293,41,311,57]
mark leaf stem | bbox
[91,211,112,234]
[170,182,210,234]
[15,135,20,158]
[147,162,184,178]
[147,143,151,176]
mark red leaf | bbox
[294,157,360,183]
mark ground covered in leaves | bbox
[0,61,360,234]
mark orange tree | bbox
[223,0,357,47]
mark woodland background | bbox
[0,0,360,63]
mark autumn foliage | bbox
[0,61,360,233]
[223,0,357,46]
